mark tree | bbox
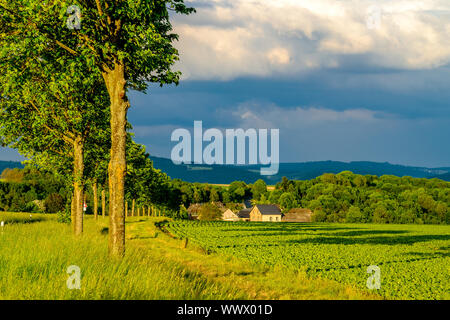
[229,181,248,202]
[209,188,220,202]
[0,20,110,235]
[252,179,267,201]
[0,1,195,257]
[346,206,363,223]
[312,209,327,222]
[268,189,283,204]
[198,203,222,221]
[279,192,297,212]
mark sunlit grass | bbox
[0,214,246,300]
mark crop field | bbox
[165,221,450,299]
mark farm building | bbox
[249,204,282,222]
[237,208,251,221]
[282,208,313,222]
[187,203,202,220]
[222,209,240,221]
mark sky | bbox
[2,0,450,167]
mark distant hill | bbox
[432,172,450,181]
[0,161,23,175]
[0,158,448,184]
[150,156,450,184]
[150,156,262,184]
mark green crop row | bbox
[166,221,450,299]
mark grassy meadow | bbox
[0,212,379,300]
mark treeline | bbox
[169,180,251,207]
[0,168,68,213]
[265,172,449,224]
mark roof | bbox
[288,208,312,214]
[187,203,202,214]
[243,199,252,209]
[222,208,236,215]
[188,202,226,214]
[255,204,281,215]
[237,208,251,218]
[283,208,312,222]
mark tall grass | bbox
[0,214,245,300]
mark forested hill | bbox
[150,156,450,184]
[1,158,449,184]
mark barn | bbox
[237,208,251,221]
[282,208,313,222]
[187,203,202,220]
[222,209,240,221]
[249,204,282,222]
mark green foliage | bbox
[0,167,68,213]
[346,206,363,223]
[312,209,327,222]
[251,179,267,201]
[57,203,71,224]
[271,173,449,225]
[198,203,222,221]
[178,204,188,220]
[279,192,297,212]
[44,193,65,214]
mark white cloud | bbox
[230,102,383,130]
[175,0,450,80]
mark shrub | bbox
[57,203,71,224]
[198,203,222,221]
[44,193,65,213]
[312,209,327,222]
[24,201,39,213]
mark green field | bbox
[165,221,450,299]
[0,212,379,300]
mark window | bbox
[270,217,273,222]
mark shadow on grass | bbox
[2,218,46,224]
[285,234,450,245]
[314,230,410,237]
[221,223,363,234]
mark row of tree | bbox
[0,1,195,257]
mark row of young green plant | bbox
[165,221,450,299]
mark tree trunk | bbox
[102,187,106,218]
[73,137,84,236]
[131,199,135,217]
[125,201,128,217]
[103,62,128,258]
[93,181,98,220]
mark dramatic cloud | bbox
[175,0,450,80]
